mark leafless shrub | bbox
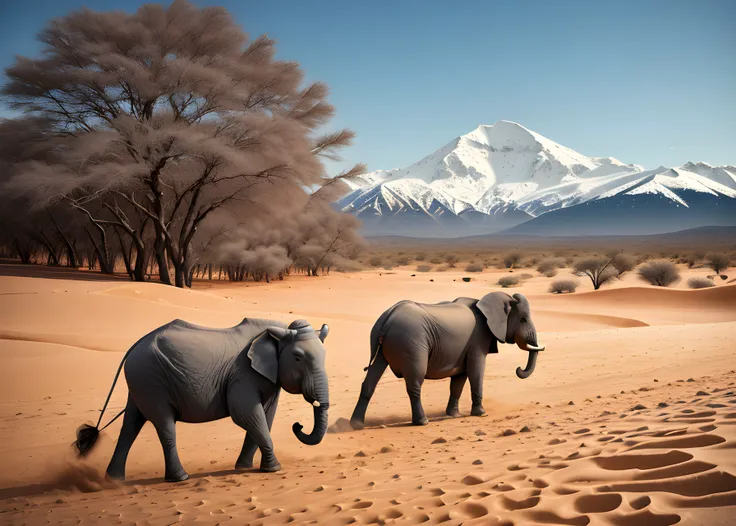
[415,252,427,262]
[416,264,433,272]
[518,273,534,280]
[687,277,715,289]
[611,253,635,276]
[498,276,520,288]
[706,252,730,274]
[537,257,564,277]
[503,252,522,269]
[395,256,410,266]
[369,256,384,268]
[465,263,483,272]
[637,260,680,287]
[549,279,578,293]
[444,254,459,267]
[429,256,443,265]
[436,265,448,272]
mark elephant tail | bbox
[363,301,404,371]
[73,337,141,457]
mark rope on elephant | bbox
[99,408,126,431]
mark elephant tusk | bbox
[312,400,321,408]
[525,343,545,352]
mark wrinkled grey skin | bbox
[106,318,330,482]
[350,292,543,429]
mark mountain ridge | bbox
[338,121,736,237]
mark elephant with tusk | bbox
[73,318,330,482]
[350,292,544,429]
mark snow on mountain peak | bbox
[338,122,735,235]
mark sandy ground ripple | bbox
[0,265,734,525]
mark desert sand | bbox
[0,263,735,525]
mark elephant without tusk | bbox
[73,318,330,482]
[350,292,544,429]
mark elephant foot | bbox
[446,398,461,417]
[259,459,282,473]
[350,418,365,430]
[234,459,254,471]
[164,471,189,483]
[105,471,125,482]
[471,405,487,417]
[412,416,429,426]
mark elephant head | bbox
[477,292,545,379]
[248,320,330,445]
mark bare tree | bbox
[2,0,363,287]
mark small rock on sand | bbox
[379,446,395,454]
[519,426,531,433]
[568,401,575,405]
[354,451,367,457]
[687,378,695,382]
[658,402,669,408]
[431,437,447,444]
[500,429,516,437]
[472,459,483,465]
[630,404,647,411]
[696,390,709,396]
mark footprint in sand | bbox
[574,493,622,513]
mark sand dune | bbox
[0,265,735,524]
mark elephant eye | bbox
[520,317,527,324]
[293,348,305,361]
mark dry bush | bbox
[518,273,534,280]
[416,264,433,272]
[503,252,522,269]
[445,254,459,268]
[498,276,520,288]
[537,257,564,277]
[436,266,448,272]
[549,279,578,294]
[706,252,730,274]
[395,256,410,266]
[637,260,680,287]
[465,263,483,272]
[415,252,427,262]
[368,256,384,268]
[687,277,715,289]
[611,253,635,276]
[429,256,443,265]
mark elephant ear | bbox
[477,292,514,342]
[248,327,290,384]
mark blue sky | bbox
[1,0,734,173]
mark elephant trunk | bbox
[514,331,544,380]
[293,373,329,445]
[516,350,539,379]
[293,404,329,445]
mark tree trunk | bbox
[153,234,172,285]
[49,210,79,268]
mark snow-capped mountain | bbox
[337,121,736,237]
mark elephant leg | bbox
[106,394,147,481]
[236,392,280,470]
[405,376,428,426]
[231,404,280,473]
[350,351,389,430]
[467,350,488,417]
[446,373,467,417]
[151,417,188,482]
